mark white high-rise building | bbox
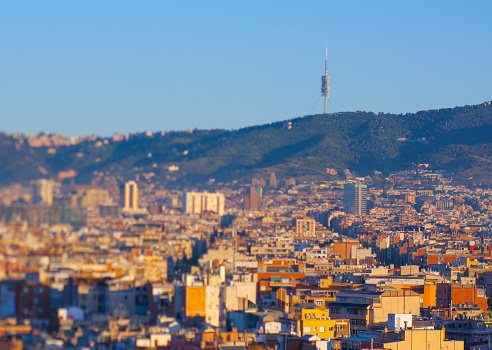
[183,191,225,216]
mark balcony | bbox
[334,329,350,338]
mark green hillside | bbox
[1,101,492,186]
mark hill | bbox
[1,101,492,186]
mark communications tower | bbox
[321,44,330,114]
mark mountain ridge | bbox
[1,101,492,186]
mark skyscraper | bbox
[123,180,139,212]
[244,186,262,211]
[343,183,367,215]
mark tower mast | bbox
[321,42,330,114]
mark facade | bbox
[328,287,420,332]
[183,191,225,216]
[343,183,367,215]
[244,186,262,211]
[183,285,222,327]
[297,308,349,339]
[123,180,139,212]
[99,204,121,219]
[269,172,278,187]
[435,282,487,311]
[382,328,463,350]
[296,218,316,239]
[31,179,56,205]
[445,319,492,345]
[16,281,51,320]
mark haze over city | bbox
[1,1,492,136]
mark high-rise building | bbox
[123,180,139,212]
[31,179,56,205]
[244,186,262,211]
[343,183,367,215]
[99,204,121,219]
[183,191,225,216]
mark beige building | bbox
[382,328,463,350]
[328,287,420,332]
[72,188,110,211]
[31,179,56,205]
[123,180,139,212]
[295,218,316,239]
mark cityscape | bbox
[1,2,492,350]
[1,166,492,350]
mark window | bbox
[320,326,325,332]
[304,327,311,333]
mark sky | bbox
[1,1,491,137]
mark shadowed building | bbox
[343,182,367,215]
[244,186,262,211]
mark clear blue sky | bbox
[1,1,491,136]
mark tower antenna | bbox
[321,41,330,114]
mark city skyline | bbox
[1,1,491,136]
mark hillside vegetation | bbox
[1,101,492,185]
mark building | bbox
[123,180,139,212]
[99,204,120,219]
[244,186,262,211]
[77,188,110,211]
[183,191,225,216]
[31,179,56,205]
[177,285,223,327]
[445,318,492,344]
[60,206,87,229]
[269,172,278,187]
[340,327,463,350]
[435,282,487,311]
[328,286,420,333]
[343,183,367,215]
[297,308,349,339]
[295,218,316,239]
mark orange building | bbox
[185,286,206,318]
[435,283,487,311]
[426,253,439,265]
[332,241,359,261]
